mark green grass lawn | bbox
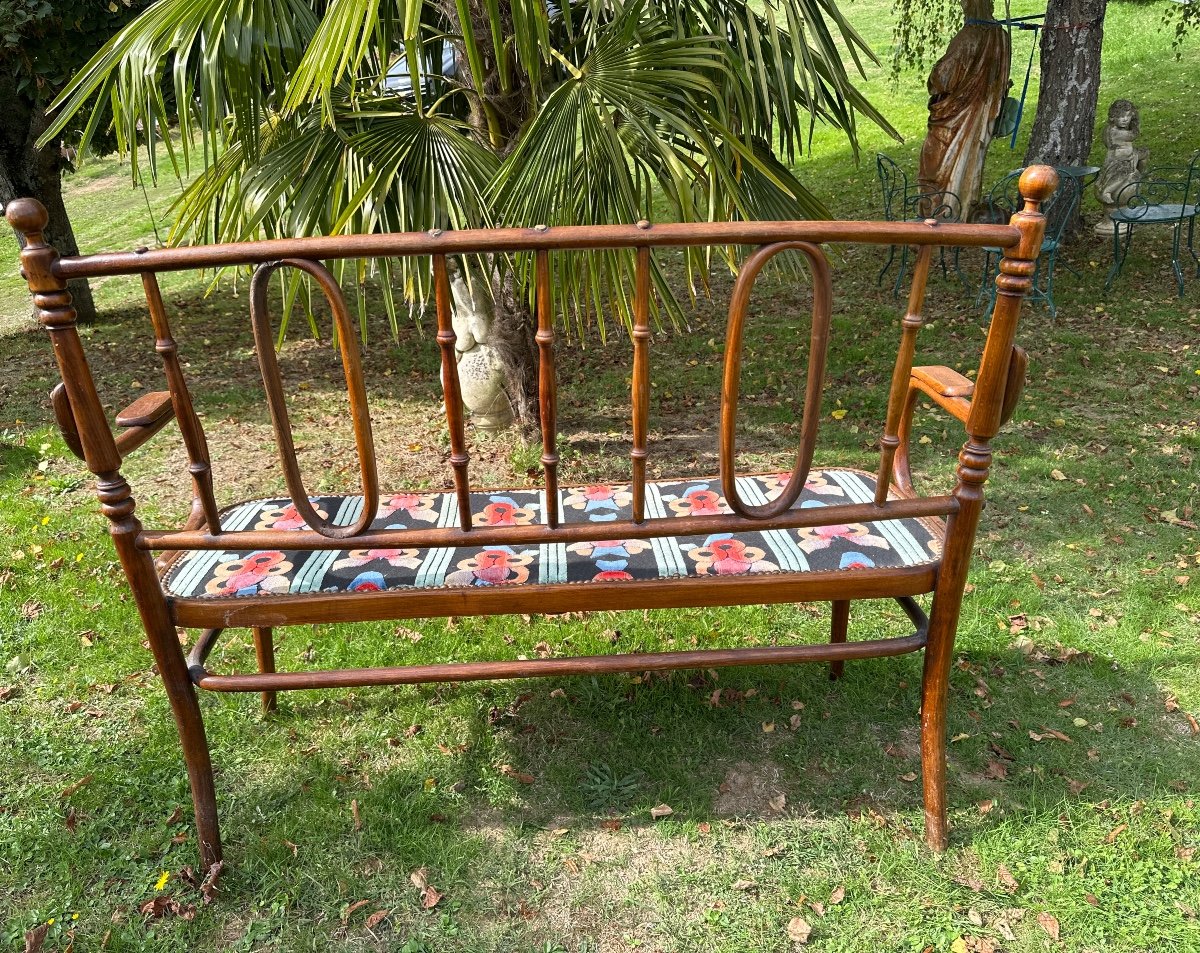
[2,1,1199,950]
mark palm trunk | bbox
[0,76,96,323]
[440,0,541,429]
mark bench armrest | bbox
[49,384,175,460]
[893,349,1027,494]
[910,365,974,422]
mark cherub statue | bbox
[448,268,514,431]
[1093,99,1149,234]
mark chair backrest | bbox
[906,188,963,223]
[986,168,1080,246]
[1113,153,1200,223]
[5,171,1058,568]
[876,154,908,221]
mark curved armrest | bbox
[114,391,175,456]
[910,365,974,422]
[49,384,175,460]
[892,351,1027,494]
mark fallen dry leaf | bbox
[769,793,787,812]
[1037,911,1060,941]
[1105,823,1128,844]
[24,925,48,953]
[731,879,755,891]
[139,896,196,921]
[650,803,674,820]
[996,864,1019,893]
[899,771,918,783]
[364,909,389,930]
[828,885,845,905]
[197,860,223,904]
[499,764,535,785]
[786,915,812,946]
[342,899,373,923]
[410,868,443,909]
[984,760,1008,781]
[60,774,94,799]
[351,799,362,831]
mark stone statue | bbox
[449,269,514,431]
[917,0,1012,221]
[1093,99,1149,234]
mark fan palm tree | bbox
[43,0,898,426]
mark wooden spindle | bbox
[433,255,473,532]
[875,245,933,505]
[142,272,222,533]
[534,249,559,527]
[631,244,651,523]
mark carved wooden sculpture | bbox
[6,166,1056,877]
[918,0,1012,220]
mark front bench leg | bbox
[103,474,223,872]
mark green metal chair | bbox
[1104,153,1200,297]
[977,167,1081,320]
[876,153,965,297]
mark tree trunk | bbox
[1023,0,1107,168]
[0,76,96,323]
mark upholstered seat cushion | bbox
[161,469,943,599]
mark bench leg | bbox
[920,600,954,852]
[162,647,223,871]
[829,600,849,680]
[107,498,223,872]
[253,626,277,714]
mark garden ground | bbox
[1,0,1199,950]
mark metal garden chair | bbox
[876,153,966,297]
[1104,153,1200,297]
[977,167,1081,320]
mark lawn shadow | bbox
[201,615,1200,894]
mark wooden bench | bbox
[5,166,1057,879]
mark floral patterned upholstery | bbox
[162,469,943,599]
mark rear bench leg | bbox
[829,600,850,680]
[253,627,277,714]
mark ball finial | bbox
[1018,165,1059,206]
[5,197,50,236]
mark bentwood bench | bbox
[5,166,1057,880]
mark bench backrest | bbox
[6,167,1057,563]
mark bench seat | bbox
[161,468,944,625]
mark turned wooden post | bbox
[918,166,1056,851]
[5,198,223,872]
